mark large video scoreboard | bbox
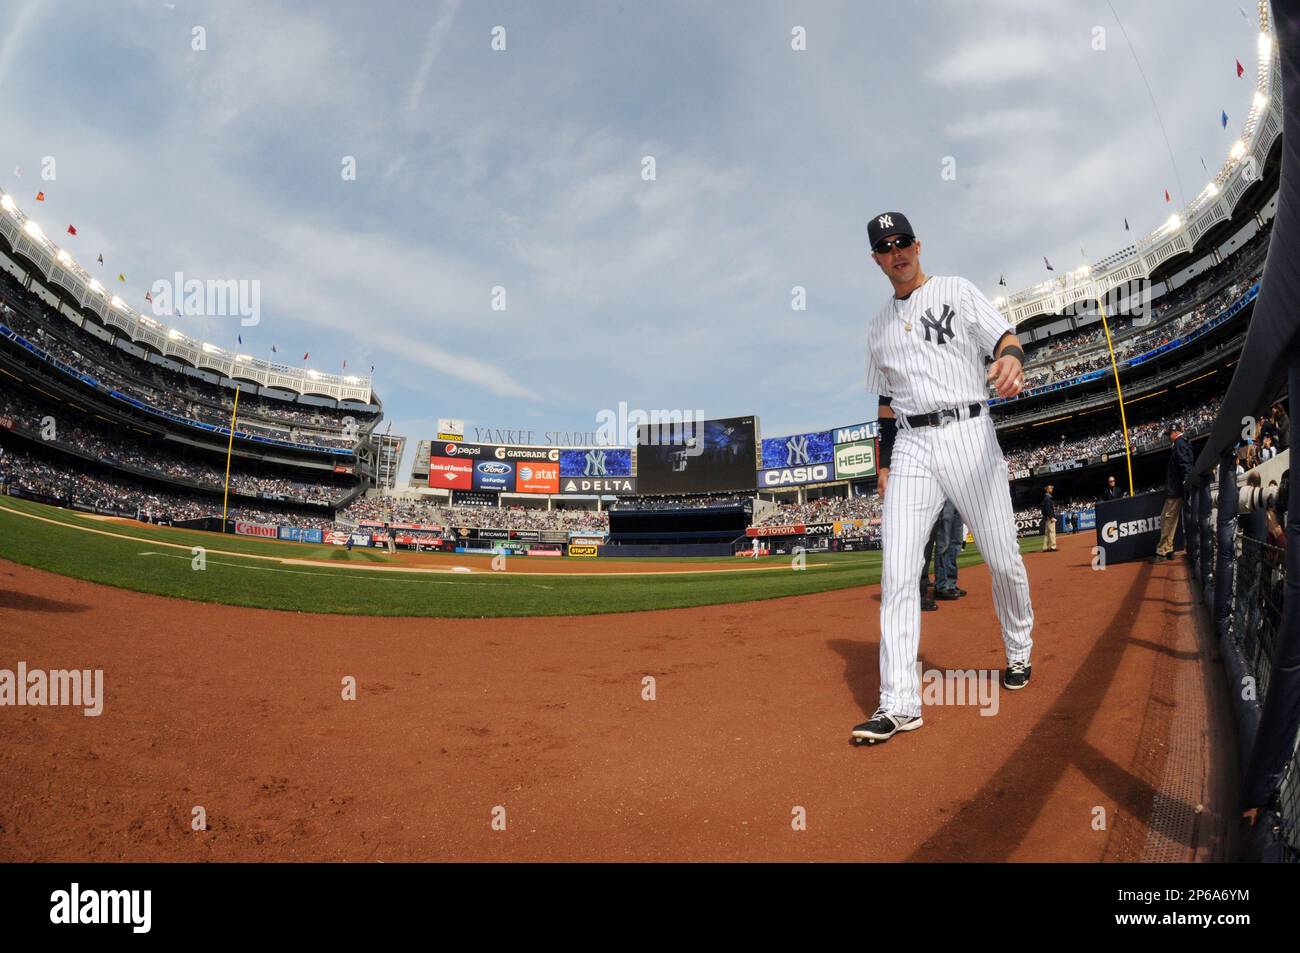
[634,415,758,495]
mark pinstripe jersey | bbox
[864,275,1013,417]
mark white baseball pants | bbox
[878,412,1034,717]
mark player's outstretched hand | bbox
[987,354,1025,398]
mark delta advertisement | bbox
[558,447,636,494]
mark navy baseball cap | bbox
[868,211,915,249]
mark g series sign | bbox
[1094,491,1183,564]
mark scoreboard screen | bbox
[634,415,758,495]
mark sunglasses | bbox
[873,236,915,254]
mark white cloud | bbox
[407,0,463,114]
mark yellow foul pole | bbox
[221,388,241,531]
[1096,296,1135,495]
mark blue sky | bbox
[0,0,1263,482]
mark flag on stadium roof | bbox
[1237,58,1245,77]
[96,253,103,265]
[1124,217,1130,231]
[341,359,347,369]
[1222,110,1230,129]
[237,334,242,346]
[1043,256,1054,271]
[118,274,126,283]
[998,274,1006,286]
[271,344,277,353]
[12,166,20,177]
[302,352,309,361]
[66,224,77,236]
[1164,189,1171,202]
[144,291,152,303]
[35,191,44,201]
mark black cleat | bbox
[935,588,960,600]
[953,587,968,597]
[1003,659,1032,691]
[921,596,939,611]
[852,708,923,744]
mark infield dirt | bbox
[0,531,1225,861]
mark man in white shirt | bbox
[852,212,1036,745]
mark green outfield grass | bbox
[0,495,1043,618]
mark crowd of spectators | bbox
[754,494,881,526]
[608,494,752,511]
[1012,270,1260,393]
[0,445,339,528]
[339,496,610,531]
[1000,393,1222,473]
[1,387,352,505]
[0,271,375,450]
[1020,229,1269,367]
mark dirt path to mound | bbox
[0,532,1228,861]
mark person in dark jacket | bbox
[1152,423,1194,561]
[1101,474,1123,501]
[1040,484,1057,552]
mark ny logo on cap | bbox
[877,214,894,230]
[920,304,955,345]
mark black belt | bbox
[904,403,983,429]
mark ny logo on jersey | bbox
[920,304,955,345]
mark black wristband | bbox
[1000,344,1025,365]
[878,416,897,470]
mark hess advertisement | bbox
[833,439,878,480]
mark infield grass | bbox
[0,495,1046,618]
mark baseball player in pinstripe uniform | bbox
[852,212,1035,744]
